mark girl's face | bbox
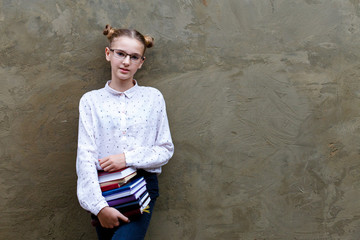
[105,36,145,83]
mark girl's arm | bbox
[76,95,109,215]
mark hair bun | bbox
[103,24,115,40]
[144,35,154,48]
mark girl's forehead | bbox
[111,36,145,53]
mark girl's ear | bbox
[105,47,111,61]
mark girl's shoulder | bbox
[138,85,164,98]
[80,88,106,103]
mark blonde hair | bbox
[103,24,154,53]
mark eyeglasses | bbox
[109,49,144,63]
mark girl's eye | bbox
[131,55,140,61]
[116,52,126,57]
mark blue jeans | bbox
[92,171,159,240]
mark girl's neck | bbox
[109,78,135,92]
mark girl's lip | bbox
[120,68,129,73]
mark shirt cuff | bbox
[124,150,136,167]
[93,200,109,216]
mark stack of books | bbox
[98,167,150,218]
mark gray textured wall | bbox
[1,0,360,239]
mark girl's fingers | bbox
[99,158,110,169]
[117,212,130,223]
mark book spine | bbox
[100,183,120,192]
[102,177,145,196]
[114,203,141,213]
[107,195,136,207]
[123,208,141,218]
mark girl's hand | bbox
[99,153,126,172]
[97,206,130,228]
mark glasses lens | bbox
[130,55,141,61]
[114,50,126,59]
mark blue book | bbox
[107,185,147,207]
[103,177,146,201]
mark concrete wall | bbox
[1,0,360,239]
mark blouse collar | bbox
[104,80,139,98]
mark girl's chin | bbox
[117,72,133,79]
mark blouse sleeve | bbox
[124,93,174,170]
[76,95,108,215]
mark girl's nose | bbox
[122,55,131,65]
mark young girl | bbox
[76,24,174,240]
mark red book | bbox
[122,195,151,218]
[100,172,137,192]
